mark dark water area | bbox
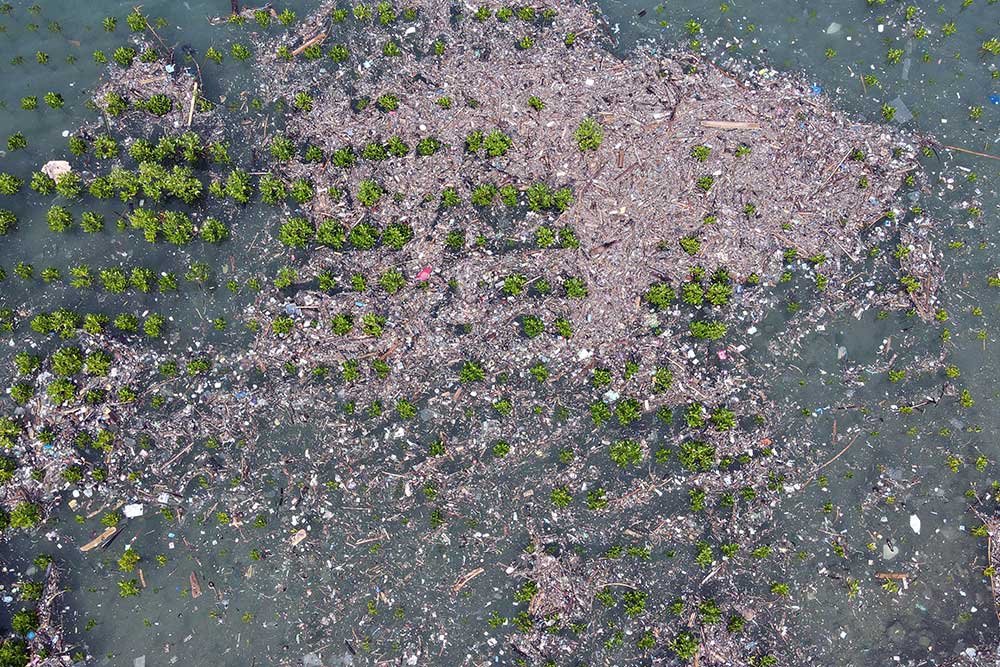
[0,1,997,666]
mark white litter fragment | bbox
[123,504,144,518]
[41,160,72,180]
[910,514,921,535]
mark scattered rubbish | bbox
[888,97,913,123]
[40,160,72,180]
[123,503,144,518]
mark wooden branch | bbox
[80,526,117,552]
[451,567,484,594]
[942,144,1000,162]
[186,81,198,127]
[699,120,761,130]
[292,32,327,57]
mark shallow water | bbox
[0,1,998,666]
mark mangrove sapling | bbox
[362,141,388,161]
[224,169,253,203]
[10,383,34,404]
[471,183,497,206]
[304,145,324,162]
[562,277,587,298]
[0,209,16,235]
[100,267,128,293]
[386,136,408,157]
[0,173,23,195]
[361,313,386,337]
[357,180,383,208]
[270,136,296,161]
[332,147,356,168]
[552,317,573,338]
[81,212,104,233]
[259,174,287,204]
[383,223,413,250]
[113,46,136,68]
[502,274,527,296]
[483,130,513,157]
[316,220,346,248]
[416,137,441,156]
[130,267,154,293]
[331,314,353,335]
[379,269,406,294]
[93,134,119,159]
[616,397,642,426]
[289,179,314,204]
[46,206,73,232]
[610,439,643,467]
[458,360,486,384]
[680,236,700,255]
[682,282,704,306]
[43,92,64,109]
[440,187,461,207]
[31,172,56,195]
[55,171,83,199]
[14,352,41,376]
[161,211,195,245]
[279,217,316,248]
[231,43,252,61]
[6,133,27,151]
[521,315,544,338]
[689,320,727,340]
[200,218,229,243]
[574,117,603,151]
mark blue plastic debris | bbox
[235,391,249,399]
[990,94,1000,106]
[26,632,36,640]
[810,83,823,95]
[284,303,302,317]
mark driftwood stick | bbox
[451,567,484,594]
[292,32,327,57]
[942,144,1000,161]
[187,81,198,127]
[699,119,761,130]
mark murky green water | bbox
[0,0,998,666]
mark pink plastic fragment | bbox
[717,349,728,360]
[416,266,433,281]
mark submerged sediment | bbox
[0,2,968,666]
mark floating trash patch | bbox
[0,1,997,666]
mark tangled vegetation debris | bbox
[0,1,995,666]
